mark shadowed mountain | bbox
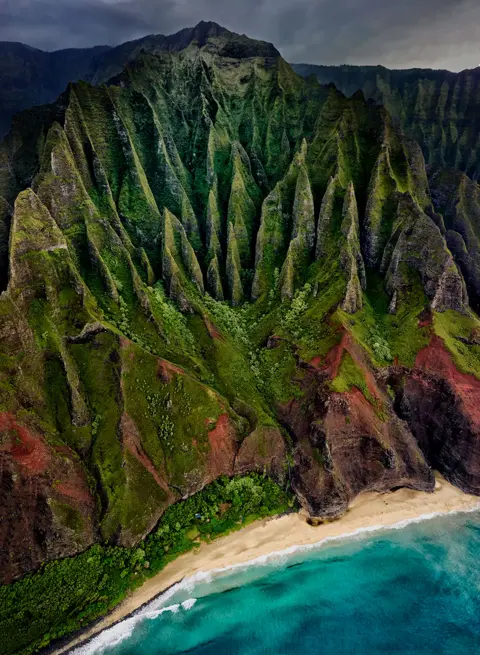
[1,23,480,655]
[292,63,480,180]
[0,21,279,136]
[0,41,111,136]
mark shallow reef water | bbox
[75,509,480,655]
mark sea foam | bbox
[73,598,197,655]
[72,503,480,655]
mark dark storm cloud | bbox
[0,0,479,70]
[274,0,480,71]
[0,0,179,50]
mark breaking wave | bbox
[72,503,480,654]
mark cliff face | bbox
[292,63,480,180]
[278,331,434,519]
[0,42,111,137]
[429,168,480,312]
[388,334,480,495]
[1,24,480,599]
[0,21,278,136]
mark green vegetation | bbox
[278,260,345,362]
[0,474,294,655]
[293,63,480,180]
[330,352,370,398]
[343,272,430,367]
[1,23,480,655]
[434,310,480,376]
[282,283,312,333]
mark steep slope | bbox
[429,168,480,312]
[292,63,480,180]
[0,21,278,136]
[1,26,480,655]
[0,42,111,136]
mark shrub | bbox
[0,474,294,655]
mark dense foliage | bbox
[1,20,480,655]
[292,63,480,179]
[0,474,293,655]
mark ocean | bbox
[74,510,480,655]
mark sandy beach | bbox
[55,473,480,654]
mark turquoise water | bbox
[76,511,480,655]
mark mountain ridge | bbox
[292,62,480,179]
[0,21,279,136]
[1,22,480,655]
[293,62,480,75]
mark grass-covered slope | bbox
[0,21,278,137]
[292,63,480,180]
[1,25,480,655]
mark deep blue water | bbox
[76,511,480,655]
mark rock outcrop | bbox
[0,22,479,594]
[339,183,366,313]
[390,336,480,495]
[384,195,468,314]
[293,63,480,180]
[279,333,434,518]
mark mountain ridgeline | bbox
[2,26,480,182]
[2,22,480,655]
[292,63,480,180]
[0,21,278,136]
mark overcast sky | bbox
[0,0,479,71]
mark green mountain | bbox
[292,63,480,179]
[2,22,480,655]
[0,21,278,136]
[4,35,479,179]
[0,41,111,137]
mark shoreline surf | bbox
[54,473,480,655]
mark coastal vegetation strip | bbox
[58,474,480,655]
[0,474,294,655]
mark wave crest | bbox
[72,504,480,654]
[73,597,197,654]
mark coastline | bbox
[55,473,480,655]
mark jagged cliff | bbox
[292,63,480,180]
[3,27,480,180]
[0,21,278,136]
[1,22,480,655]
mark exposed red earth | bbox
[0,413,96,582]
[121,413,172,493]
[207,413,238,477]
[204,316,223,340]
[415,336,480,424]
[157,359,185,383]
[0,412,50,475]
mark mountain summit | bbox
[1,21,480,655]
[0,21,280,135]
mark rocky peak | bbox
[190,20,230,45]
[2,28,480,655]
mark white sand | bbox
[55,473,480,654]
